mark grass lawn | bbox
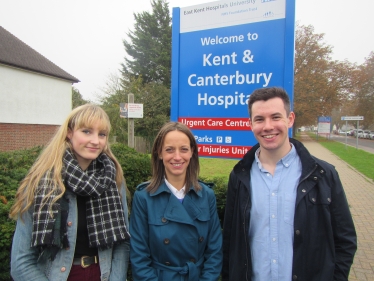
[199,135,374,181]
[303,133,374,181]
[199,157,238,181]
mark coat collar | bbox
[151,181,206,226]
[150,180,203,198]
[233,138,321,181]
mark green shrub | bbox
[200,176,228,228]
[0,145,229,280]
[0,144,152,280]
[110,143,152,201]
[0,147,42,280]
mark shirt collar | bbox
[165,178,186,199]
[280,143,297,168]
[254,143,297,169]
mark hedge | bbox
[0,144,228,280]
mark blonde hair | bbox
[9,103,124,220]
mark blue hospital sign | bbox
[171,0,295,158]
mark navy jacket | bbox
[222,139,357,281]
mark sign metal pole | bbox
[128,94,134,148]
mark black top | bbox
[74,195,98,258]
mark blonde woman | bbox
[10,104,130,281]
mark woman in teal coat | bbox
[130,122,222,281]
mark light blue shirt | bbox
[249,144,301,281]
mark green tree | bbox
[122,0,172,88]
[132,81,170,143]
[72,87,88,108]
[100,74,130,144]
[354,52,374,128]
[294,24,354,130]
[100,74,170,147]
[121,74,170,145]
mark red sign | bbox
[179,117,251,131]
[197,144,252,158]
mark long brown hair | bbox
[146,122,201,193]
[9,103,124,219]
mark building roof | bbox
[0,26,79,83]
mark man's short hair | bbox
[248,87,291,117]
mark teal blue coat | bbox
[129,180,222,281]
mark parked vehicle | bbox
[369,131,374,140]
[356,129,364,138]
[348,129,356,136]
[363,130,371,139]
[338,130,348,135]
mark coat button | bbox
[313,176,318,180]
[61,267,66,272]
[67,221,72,227]
[164,238,170,245]
[295,230,300,235]
[301,189,306,193]
[161,217,167,223]
[190,258,196,263]
[198,236,204,242]
[293,275,298,280]
[311,198,316,202]
[327,198,331,202]
[165,261,171,266]
[320,170,324,174]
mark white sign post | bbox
[317,116,331,140]
[120,98,143,148]
[120,103,143,118]
[341,116,364,149]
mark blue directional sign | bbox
[171,0,296,158]
[318,116,332,123]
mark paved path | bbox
[300,133,374,281]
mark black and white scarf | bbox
[32,150,130,249]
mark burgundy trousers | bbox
[67,263,101,281]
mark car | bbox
[348,129,356,136]
[356,129,364,138]
[369,131,374,140]
[338,129,348,135]
[363,130,371,139]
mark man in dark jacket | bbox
[222,87,357,281]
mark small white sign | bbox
[341,116,364,121]
[120,103,143,118]
[318,123,330,134]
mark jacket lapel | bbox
[164,194,195,225]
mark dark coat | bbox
[222,138,357,281]
[130,180,222,281]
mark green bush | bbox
[0,145,229,280]
[0,147,42,281]
[0,144,152,280]
[110,143,152,202]
[199,176,228,228]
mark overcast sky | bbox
[1,0,373,101]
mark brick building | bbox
[0,26,79,151]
